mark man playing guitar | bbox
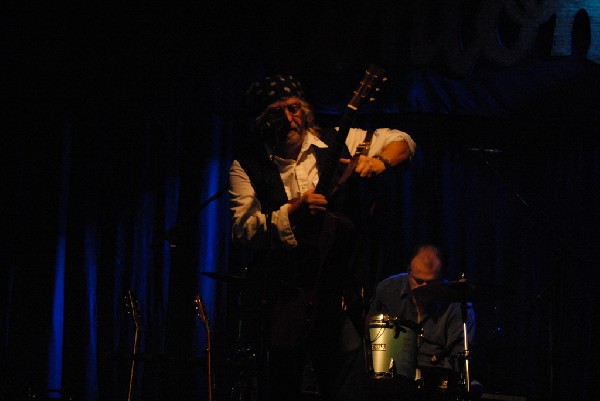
[229,70,416,401]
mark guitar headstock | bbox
[347,64,387,111]
[125,290,142,329]
[194,294,209,328]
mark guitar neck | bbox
[314,109,356,196]
[314,64,386,196]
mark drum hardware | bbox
[412,275,515,400]
[410,278,514,304]
[452,349,471,395]
[201,271,249,285]
[227,346,258,401]
[416,367,460,396]
[25,389,74,400]
[201,269,258,401]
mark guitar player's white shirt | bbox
[229,127,416,250]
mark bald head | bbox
[408,245,443,291]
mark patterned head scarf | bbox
[245,74,304,115]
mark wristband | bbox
[373,154,392,171]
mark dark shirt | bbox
[369,273,475,372]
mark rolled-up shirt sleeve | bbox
[345,127,417,157]
[229,160,298,249]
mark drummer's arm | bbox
[446,303,475,357]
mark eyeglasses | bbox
[272,103,302,117]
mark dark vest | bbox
[235,129,366,350]
[236,128,352,213]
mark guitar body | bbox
[268,208,358,350]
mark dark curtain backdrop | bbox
[3,2,600,401]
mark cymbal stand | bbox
[228,343,257,401]
[458,275,471,399]
[471,147,582,401]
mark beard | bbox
[273,123,306,160]
[282,128,304,146]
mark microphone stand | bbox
[256,139,279,401]
[151,186,228,249]
[471,149,581,401]
[150,185,227,399]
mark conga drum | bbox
[368,314,420,380]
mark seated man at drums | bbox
[368,244,476,400]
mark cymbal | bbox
[411,279,515,303]
[200,271,247,284]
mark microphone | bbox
[254,107,290,144]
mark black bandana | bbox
[245,75,304,115]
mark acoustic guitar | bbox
[194,294,213,401]
[125,290,141,401]
[269,65,387,350]
[315,64,386,197]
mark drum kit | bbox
[202,271,514,401]
[367,276,514,400]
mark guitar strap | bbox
[329,129,374,198]
[334,129,376,338]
